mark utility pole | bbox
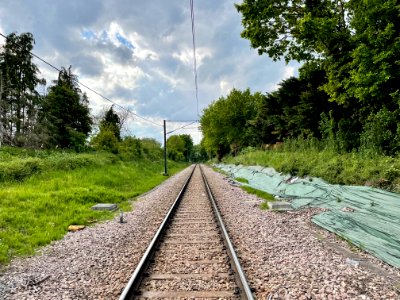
[163,120,168,176]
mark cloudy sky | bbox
[0,0,298,144]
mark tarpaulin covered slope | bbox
[216,163,400,268]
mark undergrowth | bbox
[240,185,275,210]
[225,141,400,191]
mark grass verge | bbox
[235,177,249,184]
[240,185,275,210]
[225,148,400,191]
[0,158,186,265]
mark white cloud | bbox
[172,46,212,67]
[219,80,231,95]
[150,67,184,88]
[0,0,301,144]
[282,65,296,79]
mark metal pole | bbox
[163,119,168,175]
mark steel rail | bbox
[118,165,196,300]
[200,164,255,300]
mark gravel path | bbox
[0,166,194,300]
[1,164,400,299]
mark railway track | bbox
[119,164,254,299]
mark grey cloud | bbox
[72,53,104,77]
[0,0,299,143]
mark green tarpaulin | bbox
[216,163,400,268]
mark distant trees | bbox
[90,105,121,153]
[100,105,121,141]
[201,89,263,159]
[166,134,194,162]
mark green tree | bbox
[0,32,45,146]
[41,67,92,150]
[201,89,263,158]
[180,134,194,162]
[190,143,208,162]
[236,0,400,154]
[100,105,121,141]
[118,136,142,160]
[140,138,163,160]
[235,0,350,63]
[91,105,122,153]
[90,125,119,154]
[345,0,399,108]
[166,135,185,161]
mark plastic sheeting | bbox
[215,163,400,268]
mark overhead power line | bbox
[0,32,163,128]
[190,0,199,117]
[166,120,198,135]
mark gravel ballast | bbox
[202,165,400,299]
[1,164,400,299]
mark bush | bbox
[360,108,400,155]
[118,137,143,161]
[0,158,43,182]
[90,127,120,154]
[0,149,117,183]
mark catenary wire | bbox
[166,120,198,135]
[0,32,163,127]
[190,0,199,117]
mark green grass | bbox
[0,147,117,183]
[225,148,400,191]
[240,185,275,210]
[0,157,185,265]
[235,177,249,184]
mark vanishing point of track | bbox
[119,164,254,299]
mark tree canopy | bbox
[236,0,400,110]
[166,134,194,162]
[0,32,45,146]
[228,0,400,156]
[40,67,92,150]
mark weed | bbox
[235,177,249,184]
[224,143,400,192]
[239,185,275,210]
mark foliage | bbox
[224,144,400,191]
[200,89,263,158]
[40,67,92,151]
[251,66,335,143]
[0,32,45,147]
[360,108,400,155]
[0,148,114,183]
[100,105,121,141]
[140,138,163,160]
[235,0,350,62]
[190,143,208,162]
[166,134,194,162]
[90,125,120,154]
[118,136,143,161]
[234,0,400,156]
